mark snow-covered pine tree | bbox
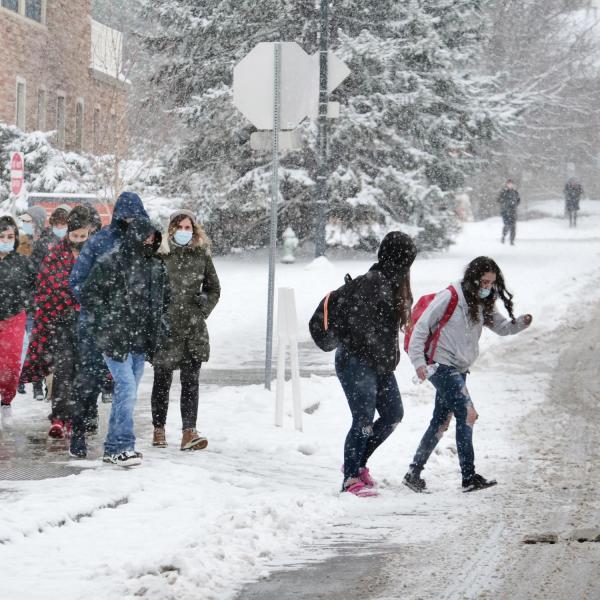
[140,0,514,251]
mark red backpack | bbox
[403,285,459,364]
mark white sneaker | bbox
[1,404,13,428]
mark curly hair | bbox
[461,256,515,326]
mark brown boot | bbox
[180,428,208,451]
[152,427,167,448]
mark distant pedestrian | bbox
[497,180,521,245]
[78,219,169,466]
[564,178,584,228]
[151,210,221,450]
[0,216,36,429]
[20,206,92,439]
[404,256,532,493]
[335,231,417,497]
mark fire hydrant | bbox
[281,226,299,264]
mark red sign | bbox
[10,152,24,172]
[10,152,24,196]
[11,177,23,195]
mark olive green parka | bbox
[153,238,221,369]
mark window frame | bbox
[15,76,26,131]
[75,98,84,151]
[56,92,66,150]
[37,86,46,131]
[0,0,46,25]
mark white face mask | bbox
[478,288,491,299]
[53,227,67,239]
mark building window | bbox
[56,95,66,149]
[75,100,84,151]
[37,88,46,130]
[1,0,45,23]
[16,79,26,130]
[1,0,19,12]
[93,107,101,153]
[25,0,42,21]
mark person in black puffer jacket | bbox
[335,231,417,497]
[75,218,169,465]
[497,179,521,245]
[0,216,36,424]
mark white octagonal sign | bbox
[234,42,316,130]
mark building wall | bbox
[0,0,126,155]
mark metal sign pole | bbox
[265,42,282,390]
[314,0,329,257]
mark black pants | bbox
[501,213,517,244]
[151,357,202,430]
[71,318,111,435]
[50,320,78,421]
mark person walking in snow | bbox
[403,256,532,493]
[0,216,36,429]
[69,192,149,457]
[16,206,48,400]
[150,210,221,450]
[335,231,417,497]
[497,180,521,245]
[33,205,71,265]
[20,206,92,439]
[564,177,584,228]
[78,219,169,466]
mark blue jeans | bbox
[103,353,145,454]
[410,364,476,480]
[335,347,404,483]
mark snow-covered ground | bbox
[1,199,600,600]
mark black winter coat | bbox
[337,264,404,374]
[0,250,36,321]
[153,241,220,369]
[497,188,520,217]
[80,243,169,363]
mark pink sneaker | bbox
[343,481,378,498]
[359,467,376,487]
[48,419,65,439]
[340,465,377,488]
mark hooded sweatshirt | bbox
[70,191,148,302]
[408,281,530,373]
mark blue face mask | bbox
[20,222,34,236]
[0,241,14,253]
[478,287,492,299]
[53,227,67,239]
[174,230,193,246]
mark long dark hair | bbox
[461,256,514,326]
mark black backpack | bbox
[309,273,362,351]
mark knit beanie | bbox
[67,205,91,232]
[377,231,417,269]
[25,206,47,231]
[169,209,196,224]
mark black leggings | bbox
[151,357,202,430]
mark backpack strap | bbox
[425,285,459,365]
[323,293,331,331]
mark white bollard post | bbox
[275,287,303,431]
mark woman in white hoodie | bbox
[404,256,532,493]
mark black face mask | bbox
[116,219,130,232]
[142,244,155,258]
[70,240,85,251]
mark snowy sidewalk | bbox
[1,199,600,600]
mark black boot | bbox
[462,473,497,492]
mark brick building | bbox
[0,0,127,155]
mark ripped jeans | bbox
[335,347,404,483]
[410,364,477,480]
